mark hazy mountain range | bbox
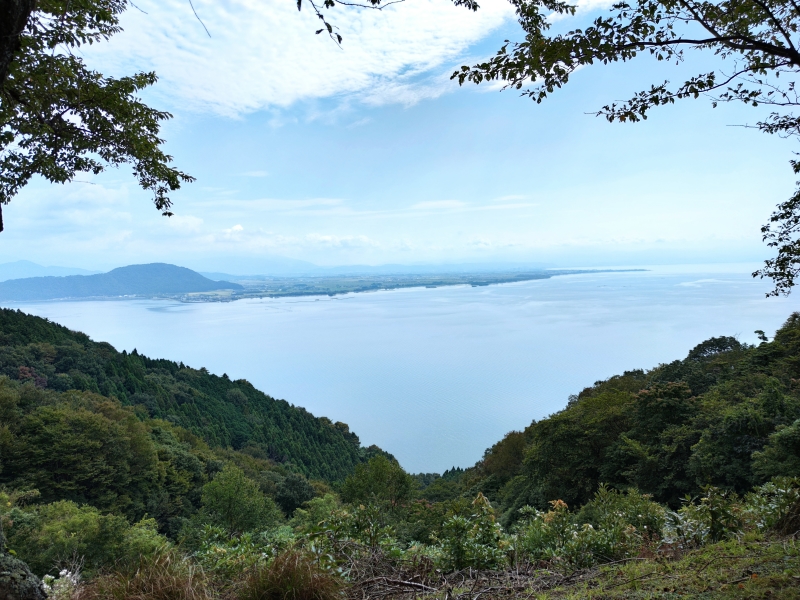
[1,258,558,283]
[0,263,242,301]
[0,260,100,282]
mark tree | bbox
[453,0,800,295]
[0,0,481,233]
[201,464,283,534]
[0,0,193,232]
[340,454,415,510]
[275,472,317,515]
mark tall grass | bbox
[233,549,341,600]
[75,550,212,600]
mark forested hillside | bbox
[1,310,799,599]
[441,314,800,525]
[0,307,376,482]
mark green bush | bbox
[753,420,800,480]
[191,524,299,581]
[577,485,665,536]
[664,486,743,548]
[275,473,316,516]
[743,477,800,532]
[517,488,664,570]
[436,493,506,571]
[319,502,397,550]
[517,500,592,569]
[6,500,167,575]
[290,494,340,535]
[340,455,414,511]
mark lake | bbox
[11,263,798,473]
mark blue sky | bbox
[0,0,795,273]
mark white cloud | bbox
[167,214,205,233]
[410,200,466,210]
[85,0,515,116]
[305,233,381,248]
[222,223,245,237]
[360,69,456,106]
[491,194,527,202]
[194,198,346,212]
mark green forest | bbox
[1,309,799,599]
[0,307,382,483]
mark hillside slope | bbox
[0,308,371,481]
[0,263,242,300]
[442,313,800,526]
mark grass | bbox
[232,549,342,600]
[59,534,800,599]
[530,534,800,599]
[74,550,212,600]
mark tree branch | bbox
[749,0,798,56]
[0,0,36,85]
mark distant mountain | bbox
[0,263,243,301]
[0,260,99,282]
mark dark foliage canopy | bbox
[0,0,192,232]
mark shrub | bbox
[6,500,167,576]
[234,549,341,600]
[516,487,664,571]
[664,486,743,548]
[752,420,800,479]
[436,493,506,571]
[339,455,414,511]
[577,485,665,537]
[42,569,81,600]
[743,477,800,534]
[74,550,211,600]
[192,525,269,579]
[517,500,591,569]
[290,494,340,535]
[275,473,316,516]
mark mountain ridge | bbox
[0,307,378,482]
[0,263,242,301]
[0,260,99,282]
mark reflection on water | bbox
[10,265,798,473]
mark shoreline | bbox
[0,269,647,304]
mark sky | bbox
[0,0,796,273]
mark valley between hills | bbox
[1,307,798,599]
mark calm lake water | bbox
[10,264,798,473]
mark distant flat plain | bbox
[10,264,797,473]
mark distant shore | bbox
[0,268,649,304]
[178,269,648,303]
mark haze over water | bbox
[12,264,798,473]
